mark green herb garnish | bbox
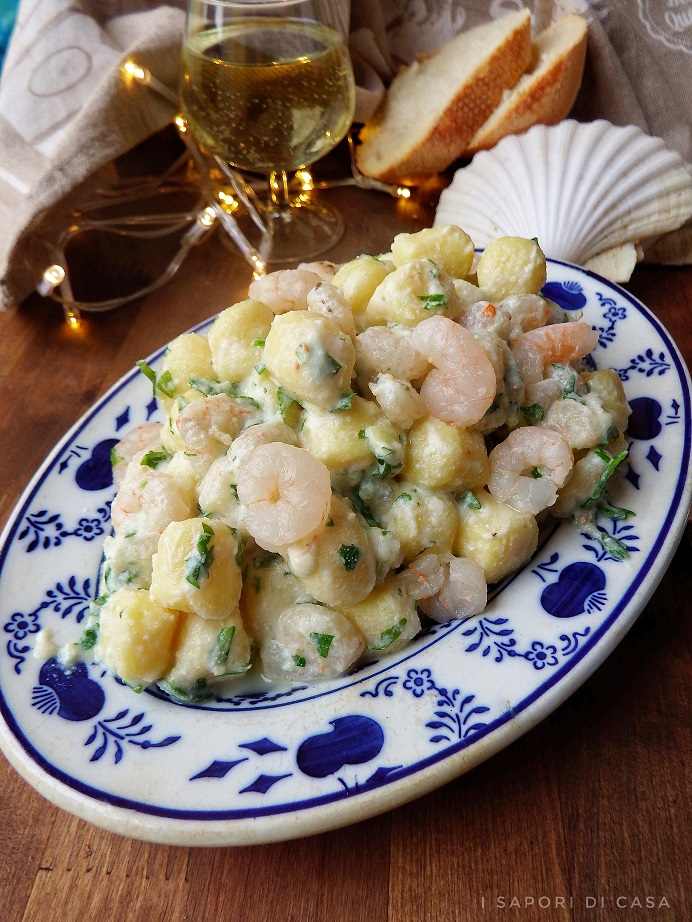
[309,632,334,658]
[417,293,447,310]
[210,625,235,669]
[80,627,98,650]
[522,403,544,424]
[370,618,407,651]
[185,521,215,589]
[581,449,628,509]
[337,544,360,572]
[136,359,176,398]
[330,390,355,412]
[458,490,482,510]
[140,450,168,469]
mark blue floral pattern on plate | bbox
[0,261,690,846]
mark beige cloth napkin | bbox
[1,0,691,310]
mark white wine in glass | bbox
[181,0,356,263]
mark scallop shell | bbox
[434,120,692,282]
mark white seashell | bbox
[434,120,692,282]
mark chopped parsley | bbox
[292,653,307,668]
[531,467,543,479]
[417,293,447,310]
[309,632,334,658]
[140,450,168,469]
[160,677,213,703]
[188,376,261,408]
[210,625,235,669]
[522,403,544,424]
[371,618,407,651]
[324,353,342,375]
[185,522,215,589]
[136,359,176,398]
[330,390,355,412]
[277,386,303,418]
[251,337,265,348]
[80,627,98,650]
[458,490,481,510]
[581,449,629,509]
[337,544,360,572]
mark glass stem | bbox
[268,170,292,216]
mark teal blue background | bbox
[0,0,19,70]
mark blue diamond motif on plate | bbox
[240,773,292,794]
[239,737,288,755]
[190,758,247,780]
[646,445,662,470]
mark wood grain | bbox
[0,178,689,922]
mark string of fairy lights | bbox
[38,57,412,328]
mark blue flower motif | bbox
[4,611,40,641]
[74,517,105,541]
[402,667,433,697]
[525,641,558,670]
[604,305,627,322]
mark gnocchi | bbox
[75,228,631,700]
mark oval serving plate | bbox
[0,261,690,846]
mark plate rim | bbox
[1,259,690,846]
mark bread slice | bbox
[463,14,587,156]
[355,10,532,183]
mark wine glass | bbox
[180,0,356,264]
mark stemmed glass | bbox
[180,0,356,264]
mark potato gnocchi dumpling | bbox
[74,227,631,698]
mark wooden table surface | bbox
[0,179,690,922]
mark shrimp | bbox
[174,394,250,456]
[260,603,364,682]
[307,281,357,339]
[355,325,430,382]
[398,551,447,600]
[460,300,511,340]
[226,419,299,473]
[111,423,163,489]
[111,450,196,535]
[513,321,599,384]
[399,552,487,623]
[236,443,331,551]
[297,260,339,281]
[411,315,496,428]
[487,426,574,514]
[502,294,552,343]
[248,268,322,314]
[369,372,428,430]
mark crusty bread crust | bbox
[355,11,532,183]
[463,15,587,156]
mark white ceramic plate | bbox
[1,261,690,846]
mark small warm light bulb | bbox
[198,206,216,227]
[122,59,149,83]
[251,256,266,278]
[65,310,81,330]
[217,190,239,213]
[295,169,314,191]
[37,264,66,296]
[43,264,65,287]
[174,115,188,133]
[396,186,411,199]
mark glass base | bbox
[263,199,344,265]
